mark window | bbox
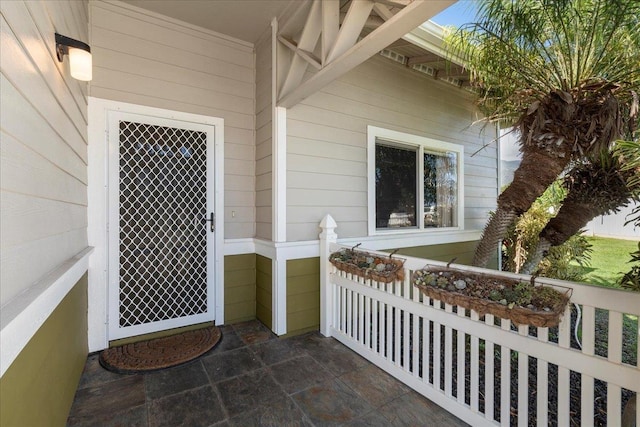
[368,126,464,234]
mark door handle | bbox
[203,212,215,232]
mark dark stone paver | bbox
[229,396,313,427]
[144,360,209,400]
[201,346,262,382]
[216,368,287,417]
[67,375,145,425]
[148,385,225,427]
[67,320,468,427]
[252,335,305,365]
[292,378,375,426]
[232,320,276,345]
[379,390,469,426]
[339,364,410,407]
[269,355,333,394]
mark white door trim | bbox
[87,98,224,351]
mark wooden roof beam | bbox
[372,0,414,8]
[325,0,375,63]
[279,0,323,100]
[278,35,323,69]
[278,0,456,108]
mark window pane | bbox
[424,151,457,227]
[375,143,417,229]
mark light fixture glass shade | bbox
[68,47,92,81]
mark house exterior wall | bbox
[256,254,273,329]
[224,254,257,324]
[0,276,88,426]
[393,241,478,266]
[255,33,273,240]
[286,54,498,242]
[89,0,256,239]
[1,0,89,306]
[0,0,90,422]
[286,257,320,336]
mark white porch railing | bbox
[319,215,639,426]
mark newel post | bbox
[319,214,337,337]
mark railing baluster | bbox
[403,276,411,372]
[517,324,529,427]
[386,282,393,362]
[346,286,352,337]
[444,304,453,397]
[500,318,511,427]
[358,290,364,344]
[558,304,571,426]
[412,276,420,377]
[423,315,430,384]
[372,297,378,353]
[457,307,466,405]
[470,311,479,413]
[536,327,549,427]
[485,314,495,422]
[581,305,595,427]
[364,291,371,348]
[607,310,623,426]
[395,280,403,368]
[340,284,346,334]
[434,320,441,391]
[379,299,386,358]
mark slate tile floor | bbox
[67,321,468,427]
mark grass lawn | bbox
[578,236,638,288]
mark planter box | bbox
[412,267,572,327]
[329,247,405,283]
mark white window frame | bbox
[367,126,464,236]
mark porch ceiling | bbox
[120,0,296,44]
[121,0,469,90]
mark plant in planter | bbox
[329,244,404,283]
[412,267,571,327]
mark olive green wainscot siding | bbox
[392,241,479,266]
[225,254,257,324]
[286,257,321,336]
[0,275,88,427]
[256,255,273,329]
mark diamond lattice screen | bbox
[118,121,208,327]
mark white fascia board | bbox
[405,20,465,67]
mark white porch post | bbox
[271,18,288,335]
[319,214,337,337]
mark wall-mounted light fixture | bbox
[55,33,92,81]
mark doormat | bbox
[99,326,222,374]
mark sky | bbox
[430,1,479,28]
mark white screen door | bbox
[108,112,217,340]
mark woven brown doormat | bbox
[99,326,222,374]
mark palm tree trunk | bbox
[472,149,570,267]
[520,200,600,274]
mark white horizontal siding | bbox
[255,34,272,240]
[287,55,498,241]
[0,0,89,306]
[89,1,256,238]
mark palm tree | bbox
[446,0,640,267]
[522,141,640,273]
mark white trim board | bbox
[0,247,93,377]
[226,229,481,261]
